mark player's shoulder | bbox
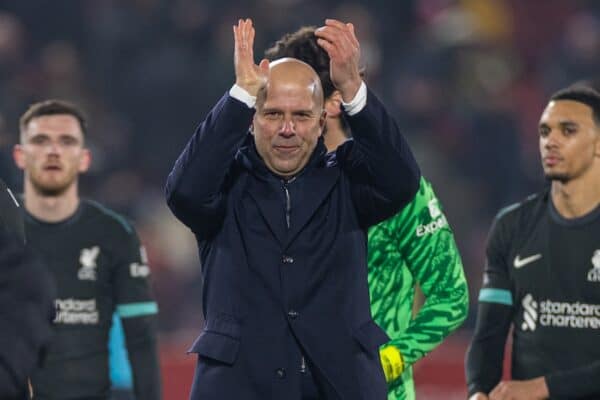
[493,189,548,228]
[82,199,136,237]
[374,177,442,230]
[412,177,438,202]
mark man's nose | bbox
[544,130,560,148]
[45,141,61,154]
[279,119,295,136]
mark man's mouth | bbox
[274,145,299,154]
[543,155,562,167]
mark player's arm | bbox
[108,313,134,392]
[379,178,469,382]
[113,227,161,400]
[465,209,515,397]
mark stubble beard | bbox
[29,171,75,197]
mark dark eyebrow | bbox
[259,107,281,113]
[28,133,50,141]
[538,121,579,130]
[28,132,82,143]
[558,120,579,129]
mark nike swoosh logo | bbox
[514,254,542,269]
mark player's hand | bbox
[469,393,489,400]
[233,18,269,96]
[314,19,362,102]
[489,377,549,400]
[379,345,404,383]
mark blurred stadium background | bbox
[0,0,598,398]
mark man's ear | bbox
[78,148,92,173]
[319,110,327,133]
[13,144,25,170]
[325,90,343,117]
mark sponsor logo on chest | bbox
[78,246,100,281]
[520,293,600,331]
[415,198,447,237]
[54,298,99,325]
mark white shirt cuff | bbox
[341,81,367,116]
[229,84,256,108]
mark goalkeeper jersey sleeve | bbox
[368,177,468,399]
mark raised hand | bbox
[315,19,362,102]
[233,18,269,97]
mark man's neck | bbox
[551,167,600,219]
[24,181,80,223]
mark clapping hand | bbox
[233,18,269,97]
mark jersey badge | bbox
[587,250,600,283]
[513,253,542,269]
[78,246,100,281]
[427,198,441,219]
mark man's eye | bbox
[264,112,280,119]
[295,114,311,121]
[30,136,49,145]
[60,137,78,146]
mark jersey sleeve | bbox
[112,223,162,400]
[383,178,469,366]
[465,206,516,395]
[479,205,516,304]
[112,227,157,315]
[108,313,133,390]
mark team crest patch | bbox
[427,198,441,219]
[78,246,100,281]
[587,250,600,283]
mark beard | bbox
[29,170,77,197]
[544,171,570,183]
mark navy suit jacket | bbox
[166,88,420,400]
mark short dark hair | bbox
[19,99,87,137]
[264,27,336,99]
[550,85,600,126]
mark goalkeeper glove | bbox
[379,345,404,383]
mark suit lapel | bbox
[244,176,287,246]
